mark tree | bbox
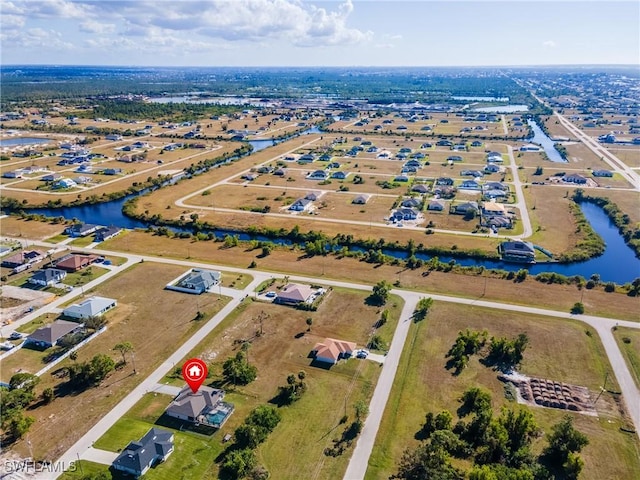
[223,350,258,386]
[369,280,391,306]
[306,317,313,331]
[543,415,588,466]
[9,373,40,393]
[2,410,35,441]
[113,341,133,365]
[571,302,585,314]
[392,439,464,480]
[235,405,281,448]
[222,448,257,479]
[42,387,55,404]
[413,297,434,321]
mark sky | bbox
[1,0,639,67]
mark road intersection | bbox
[3,238,636,479]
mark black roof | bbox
[112,428,173,474]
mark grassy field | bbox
[15,312,59,334]
[365,302,639,480]
[98,230,640,321]
[7,261,231,462]
[614,327,640,390]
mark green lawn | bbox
[46,233,70,244]
[15,313,59,334]
[58,460,110,479]
[614,326,640,390]
[365,302,640,480]
[61,266,109,287]
[220,272,253,290]
[68,236,96,247]
[93,393,226,480]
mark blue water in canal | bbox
[0,137,52,147]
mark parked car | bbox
[265,291,277,298]
[1,341,15,351]
[8,332,23,340]
[355,349,369,359]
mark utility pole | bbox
[131,351,137,375]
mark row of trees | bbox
[393,387,588,479]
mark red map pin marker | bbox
[182,358,208,393]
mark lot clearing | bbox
[365,302,639,480]
[6,261,231,462]
[0,285,55,325]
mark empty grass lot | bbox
[365,302,640,480]
[7,261,231,462]
[614,327,640,390]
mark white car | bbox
[1,341,15,351]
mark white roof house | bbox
[63,296,117,319]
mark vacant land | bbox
[365,302,639,480]
[614,327,640,390]
[96,230,640,321]
[7,261,230,461]
[0,216,66,239]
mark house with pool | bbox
[165,386,234,428]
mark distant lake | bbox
[472,105,529,113]
[453,96,509,102]
[0,137,51,147]
[148,96,274,106]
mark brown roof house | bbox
[26,319,82,349]
[165,385,234,428]
[274,283,317,305]
[312,338,357,364]
[55,253,99,272]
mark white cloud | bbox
[1,14,26,30]
[543,40,557,48]
[79,20,116,34]
[3,26,74,50]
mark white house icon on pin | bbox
[188,365,201,378]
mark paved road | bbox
[343,292,420,480]
[42,274,267,480]
[505,145,533,238]
[6,239,637,478]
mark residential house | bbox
[471,141,483,147]
[563,173,587,184]
[486,152,503,163]
[165,386,234,428]
[592,170,613,177]
[289,198,312,212]
[447,155,463,162]
[352,195,368,205]
[112,428,174,478]
[482,201,507,217]
[484,182,508,192]
[102,168,122,175]
[461,170,484,177]
[273,168,286,176]
[4,170,27,179]
[484,163,501,174]
[305,192,320,201]
[307,170,328,180]
[401,198,421,208]
[53,178,77,189]
[1,250,45,269]
[41,173,62,182]
[167,269,221,294]
[404,159,422,169]
[484,189,508,200]
[392,208,418,221]
[394,175,409,182]
[520,144,541,152]
[28,268,67,287]
[298,154,316,164]
[412,184,429,194]
[499,240,535,263]
[62,296,117,320]
[460,180,481,190]
[436,177,454,186]
[25,320,83,349]
[452,201,479,215]
[275,283,317,305]
[427,200,446,211]
[436,140,453,147]
[105,134,123,141]
[55,253,100,272]
[94,226,122,242]
[312,338,357,364]
[65,223,100,238]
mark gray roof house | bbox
[166,386,234,428]
[290,198,312,212]
[28,268,67,287]
[453,201,479,215]
[401,198,421,208]
[26,320,82,349]
[412,184,429,194]
[167,269,221,294]
[64,223,100,238]
[352,195,368,205]
[62,296,117,319]
[428,200,446,211]
[112,428,174,478]
[94,226,122,242]
[307,170,328,180]
[499,241,535,263]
